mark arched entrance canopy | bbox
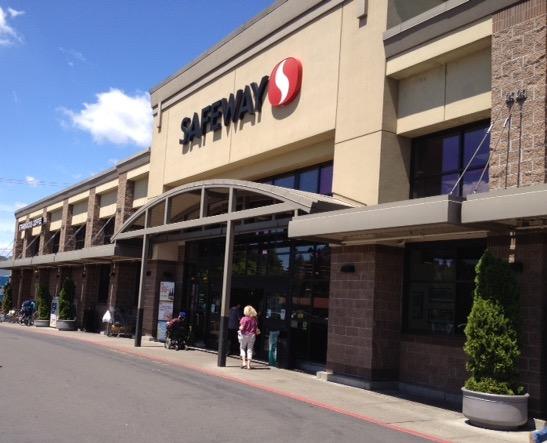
[113,179,351,241]
[121,179,352,358]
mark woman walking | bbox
[239,305,259,369]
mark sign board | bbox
[50,297,59,328]
[157,281,174,342]
[180,57,302,147]
[19,217,45,232]
[158,301,173,321]
[159,281,175,301]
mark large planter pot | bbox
[34,319,50,327]
[56,319,77,331]
[462,387,529,430]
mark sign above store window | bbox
[19,217,45,232]
[179,57,303,147]
[268,57,302,107]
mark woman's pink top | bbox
[239,316,258,335]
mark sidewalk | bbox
[2,323,541,443]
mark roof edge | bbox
[15,149,150,218]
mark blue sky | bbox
[0,0,274,255]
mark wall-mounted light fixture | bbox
[340,264,356,273]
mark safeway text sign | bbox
[179,57,303,147]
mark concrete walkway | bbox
[1,322,541,443]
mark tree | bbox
[58,277,75,320]
[36,285,51,320]
[2,282,13,313]
[464,250,523,395]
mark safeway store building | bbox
[3,0,546,416]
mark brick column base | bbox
[327,245,403,382]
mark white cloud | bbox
[0,6,24,46]
[107,158,119,166]
[7,8,24,18]
[62,89,152,148]
[25,176,39,187]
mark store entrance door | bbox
[231,275,291,365]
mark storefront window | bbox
[298,168,319,193]
[50,231,60,254]
[74,225,86,250]
[274,175,296,189]
[27,236,40,257]
[168,190,201,223]
[411,121,489,198]
[260,162,333,196]
[404,240,485,336]
[102,218,114,244]
[148,201,166,228]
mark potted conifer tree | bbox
[57,277,77,331]
[462,250,528,429]
[35,285,51,327]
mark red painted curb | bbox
[3,325,452,443]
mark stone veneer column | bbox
[38,208,52,255]
[21,227,32,258]
[327,245,403,384]
[490,0,546,189]
[115,173,135,233]
[84,189,101,247]
[13,220,23,258]
[19,269,32,305]
[59,199,74,252]
[488,234,547,417]
[487,0,547,418]
[10,271,21,307]
[141,260,177,337]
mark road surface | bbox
[0,326,432,443]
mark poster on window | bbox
[158,301,173,321]
[159,281,175,301]
[157,281,174,342]
[157,320,168,342]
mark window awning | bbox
[288,195,486,244]
[0,243,141,270]
[462,183,547,227]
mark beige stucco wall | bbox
[386,18,492,79]
[96,179,118,194]
[133,177,149,208]
[148,6,343,198]
[71,200,88,225]
[397,47,491,136]
[152,242,180,261]
[99,190,117,218]
[331,0,411,205]
[49,209,62,231]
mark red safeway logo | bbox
[268,57,303,107]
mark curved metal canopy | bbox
[112,179,352,241]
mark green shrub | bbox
[464,250,523,395]
[36,285,51,320]
[2,282,13,313]
[58,277,75,320]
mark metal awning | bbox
[288,195,486,244]
[462,183,547,227]
[113,179,352,241]
[0,243,141,270]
